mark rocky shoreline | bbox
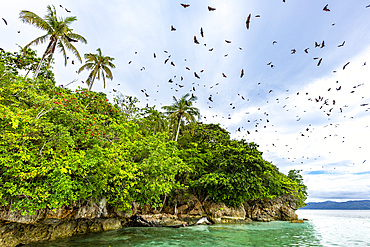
[0,195,299,247]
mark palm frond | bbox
[102,65,113,80]
[96,48,102,56]
[19,10,50,32]
[64,16,77,25]
[84,53,98,62]
[78,62,95,73]
[67,32,87,44]
[23,34,49,50]
[182,93,190,99]
[107,61,116,68]
[57,42,67,66]
[63,41,82,63]
[44,5,58,28]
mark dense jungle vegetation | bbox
[0,48,307,214]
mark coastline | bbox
[0,194,299,247]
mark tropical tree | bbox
[78,48,115,91]
[162,93,200,141]
[19,5,87,78]
[113,93,139,120]
[142,106,168,135]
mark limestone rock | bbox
[0,194,300,246]
[244,195,298,222]
[290,219,304,223]
[204,202,247,223]
[0,218,123,247]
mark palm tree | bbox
[143,106,168,135]
[78,48,115,91]
[162,93,200,141]
[19,5,87,78]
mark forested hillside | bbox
[0,48,307,214]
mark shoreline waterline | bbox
[25,210,370,246]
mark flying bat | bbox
[323,4,330,11]
[246,14,251,29]
[65,35,78,42]
[321,40,325,48]
[317,58,323,66]
[338,41,345,47]
[343,62,350,70]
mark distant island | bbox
[301,200,370,210]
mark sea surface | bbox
[28,210,370,247]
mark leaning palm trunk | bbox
[20,5,87,79]
[174,117,182,142]
[33,37,56,78]
[162,93,200,142]
[33,53,46,78]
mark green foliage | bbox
[138,106,169,136]
[0,47,53,79]
[0,48,307,214]
[132,133,188,209]
[0,49,172,213]
[178,124,307,207]
[288,169,308,207]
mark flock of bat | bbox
[2,2,369,169]
[123,3,370,168]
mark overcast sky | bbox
[1,0,370,202]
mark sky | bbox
[1,0,370,202]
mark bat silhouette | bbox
[246,14,251,29]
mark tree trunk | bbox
[33,53,46,78]
[33,39,55,78]
[174,116,182,142]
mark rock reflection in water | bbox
[28,221,320,247]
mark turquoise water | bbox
[28,210,370,247]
